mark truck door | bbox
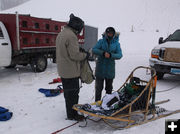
[0,22,12,67]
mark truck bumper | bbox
[149,58,180,74]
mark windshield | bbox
[167,30,180,41]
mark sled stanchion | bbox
[127,105,132,126]
[152,76,157,108]
[144,79,153,120]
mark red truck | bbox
[0,13,97,72]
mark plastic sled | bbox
[73,66,180,129]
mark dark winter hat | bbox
[68,13,84,34]
[105,27,116,35]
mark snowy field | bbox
[0,31,180,134]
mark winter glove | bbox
[79,47,90,59]
[79,47,86,53]
[85,51,90,59]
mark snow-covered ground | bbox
[0,31,180,134]
[0,0,180,134]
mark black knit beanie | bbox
[67,13,84,34]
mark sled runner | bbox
[73,66,180,128]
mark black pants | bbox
[61,77,80,119]
[95,77,113,101]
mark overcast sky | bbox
[1,0,180,35]
[0,0,30,10]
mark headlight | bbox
[151,49,159,59]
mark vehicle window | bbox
[23,38,28,44]
[0,27,4,38]
[167,30,180,41]
[22,21,28,28]
[34,23,39,29]
[46,38,49,44]
[46,24,50,30]
[35,38,40,44]
[54,25,58,30]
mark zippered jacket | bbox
[92,33,122,79]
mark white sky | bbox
[1,0,180,36]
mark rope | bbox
[156,83,180,93]
[51,121,79,134]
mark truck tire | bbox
[5,64,16,68]
[53,57,56,63]
[156,72,164,80]
[31,56,47,72]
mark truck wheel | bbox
[22,64,28,66]
[5,64,16,68]
[31,56,47,72]
[156,72,164,80]
[53,57,56,63]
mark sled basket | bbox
[73,66,180,128]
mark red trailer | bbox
[0,13,86,72]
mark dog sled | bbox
[73,66,180,129]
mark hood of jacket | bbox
[102,32,120,43]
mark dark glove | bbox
[79,47,86,53]
[85,51,90,59]
[79,47,90,59]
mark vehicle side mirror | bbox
[159,37,164,44]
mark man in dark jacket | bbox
[56,14,88,121]
[92,27,123,101]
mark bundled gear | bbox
[0,106,13,121]
[38,85,63,97]
[49,77,62,84]
[0,106,8,114]
[101,92,120,110]
[80,59,95,84]
[79,47,95,84]
[80,77,147,116]
[67,13,84,34]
